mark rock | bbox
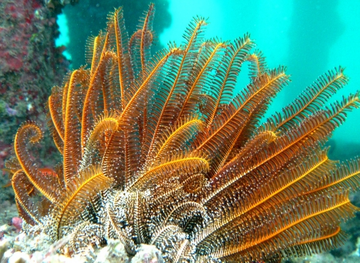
[94,240,129,263]
[0,240,10,262]
[34,253,82,263]
[1,248,14,263]
[8,251,30,263]
[131,244,163,263]
[93,241,163,263]
[11,218,22,233]
[0,224,15,239]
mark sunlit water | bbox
[160,0,360,160]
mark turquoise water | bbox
[160,0,360,160]
[56,0,360,158]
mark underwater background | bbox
[154,0,360,161]
[1,0,360,262]
[56,0,360,161]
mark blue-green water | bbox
[159,0,360,160]
[54,0,360,158]
[55,0,360,158]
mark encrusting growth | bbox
[7,4,360,263]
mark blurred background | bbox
[158,0,360,161]
[57,0,360,160]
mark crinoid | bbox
[7,3,360,263]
